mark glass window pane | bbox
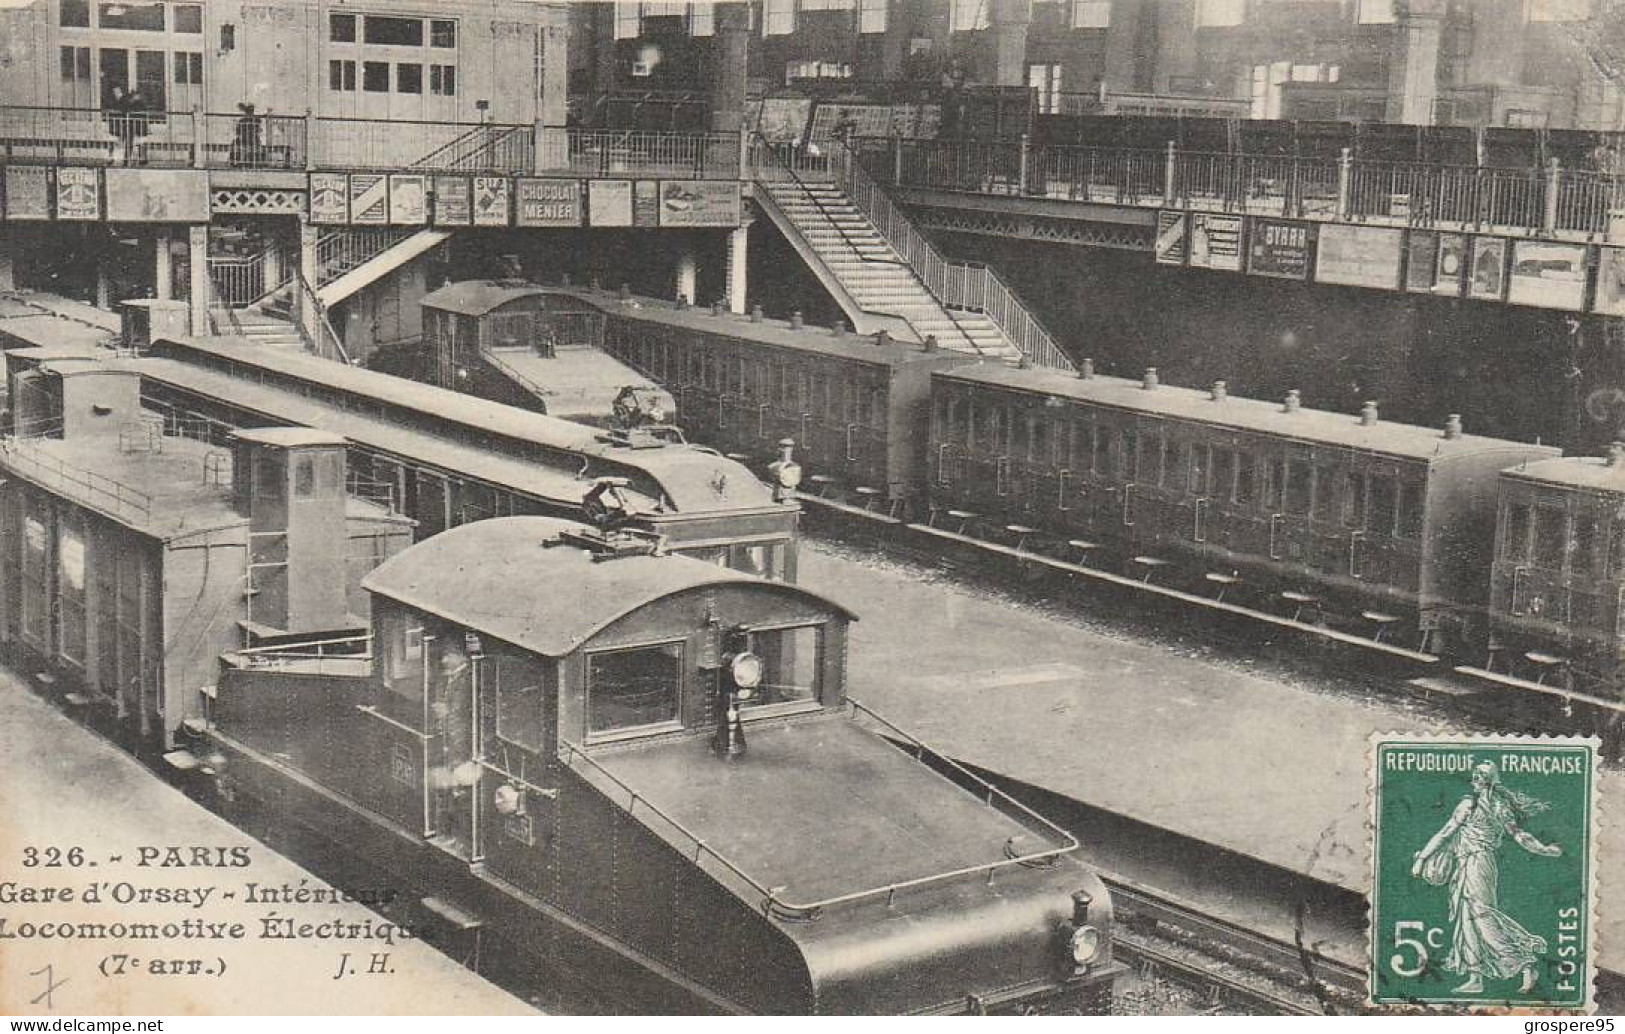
[98,1,164,31]
[1195,0,1244,27]
[1311,466,1336,522]
[173,4,202,33]
[365,15,424,46]
[60,0,89,27]
[1072,0,1110,28]
[494,655,547,751]
[1367,474,1397,535]
[1506,504,1532,562]
[1572,516,1598,575]
[363,61,390,92]
[331,14,356,42]
[397,63,422,94]
[1529,0,1589,21]
[763,0,795,35]
[588,643,682,734]
[745,626,821,709]
[1286,460,1312,516]
[430,19,456,48]
[859,0,888,33]
[1357,0,1395,23]
[1533,508,1567,569]
[950,0,991,30]
[1235,451,1257,505]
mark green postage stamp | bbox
[1369,734,1598,1010]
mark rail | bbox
[547,129,740,179]
[291,267,352,365]
[410,122,532,173]
[840,141,1074,371]
[316,226,416,285]
[561,703,1076,922]
[0,436,153,521]
[235,633,373,675]
[208,252,282,309]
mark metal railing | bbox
[317,226,416,284]
[545,128,741,179]
[840,141,1074,371]
[235,633,373,675]
[291,266,352,365]
[562,703,1076,922]
[208,252,279,308]
[0,436,153,522]
[199,112,308,170]
[411,122,532,173]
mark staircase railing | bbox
[316,226,417,285]
[292,267,352,365]
[752,132,905,270]
[411,122,532,173]
[835,142,1075,372]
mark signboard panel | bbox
[632,180,660,227]
[472,176,510,226]
[309,173,348,224]
[516,179,582,227]
[4,167,50,220]
[657,181,742,227]
[1154,210,1187,265]
[1314,224,1403,290]
[349,173,388,225]
[588,180,633,227]
[1507,240,1587,311]
[1247,219,1313,280]
[1434,233,1467,296]
[1405,231,1437,293]
[55,168,99,221]
[105,169,209,222]
[1188,213,1243,272]
[1468,236,1508,301]
[388,174,428,225]
[433,176,471,226]
[1595,247,1625,316]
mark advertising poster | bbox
[516,179,583,227]
[1434,233,1467,296]
[433,176,471,226]
[1247,219,1314,280]
[589,180,633,228]
[1188,213,1244,272]
[388,174,428,225]
[1595,247,1625,316]
[1507,240,1588,311]
[472,176,511,226]
[1405,231,1438,293]
[54,167,99,221]
[657,182,743,227]
[308,172,349,224]
[758,97,814,143]
[349,173,388,225]
[4,166,50,220]
[105,169,209,222]
[1469,236,1508,301]
[1155,210,1187,265]
[1314,224,1403,290]
[632,180,661,227]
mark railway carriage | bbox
[929,363,1559,650]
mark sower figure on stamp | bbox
[1410,761,1563,995]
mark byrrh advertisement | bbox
[7,1,1625,1027]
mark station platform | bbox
[799,543,1625,978]
[0,669,535,1016]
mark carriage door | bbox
[19,496,53,656]
[1276,447,1316,570]
[429,631,477,858]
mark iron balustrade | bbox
[561,704,1077,923]
[0,436,153,522]
[551,129,741,179]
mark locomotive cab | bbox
[209,513,1119,1014]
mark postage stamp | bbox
[1369,734,1598,1010]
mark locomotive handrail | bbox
[562,714,1077,923]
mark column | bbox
[296,220,319,340]
[154,228,172,301]
[1464,0,1526,91]
[675,248,698,306]
[1385,0,1446,126]
[989,0,1031,88]
[533,19,570,173]
[262,239,283,299]
[725,217,752,314]
[711,3,751,134]
[187,224,210,335]
[95,256,113,310]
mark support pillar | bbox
[1385,0,1445,126]
[675,248,698,306]
[1151,0,1199,95]
[187,224,210,335]
[711,3,751,134]
[154,228,172,300]
[1545,159,1561,234]
[1336,148,1353,220]
[263,240,284,299]
[533,21,569,173]
[989,0,1031,88]
[725,218,752,314]
[95,256,113,311]
[297,220,319,339]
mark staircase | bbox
[759,180,1020,362]
[213,307,306,348]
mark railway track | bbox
[1102,875,1367,1016]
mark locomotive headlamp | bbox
[729,651,763,695]
[1068,925,1102,966]
[775,461,803,490]
[647,404,667,425]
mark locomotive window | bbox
[1207,448,1234,500]
[1572,516,1599,576]
[1609,526,1625,578]
[1285,460,1312,517]
[1312,466,1336,522]
[1367,475,1397,536]
[1117,430,1136,480]
[493,654,548,753]
[294,454,317,499]
[1341,471,1363,527]
[1504,503,1532,562]
[1533,508,1567,570]
[587,642,683,736]
[1235,451,1257,507]
[1184,443,1204,495]
[382,611,425,698]
[1396,482,1424,540]
[741,625,822,712]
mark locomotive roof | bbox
[940,363,1546,462]
[484,344,664,421]
[421,279,553,317]
[0,312,117,353]
[547,287,966,370]
[1503,455,1625,494]
[145,336,782,513]
[363,516,853,657]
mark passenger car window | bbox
[587,643,683,735]
[1207,448,1234,500]
[494,654,548,752]
[1311,466,1336,522]
[1285,460,1312,516]
[741,625,822,710]
[1396,482,1424,539]
[1234,451,1257,506]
